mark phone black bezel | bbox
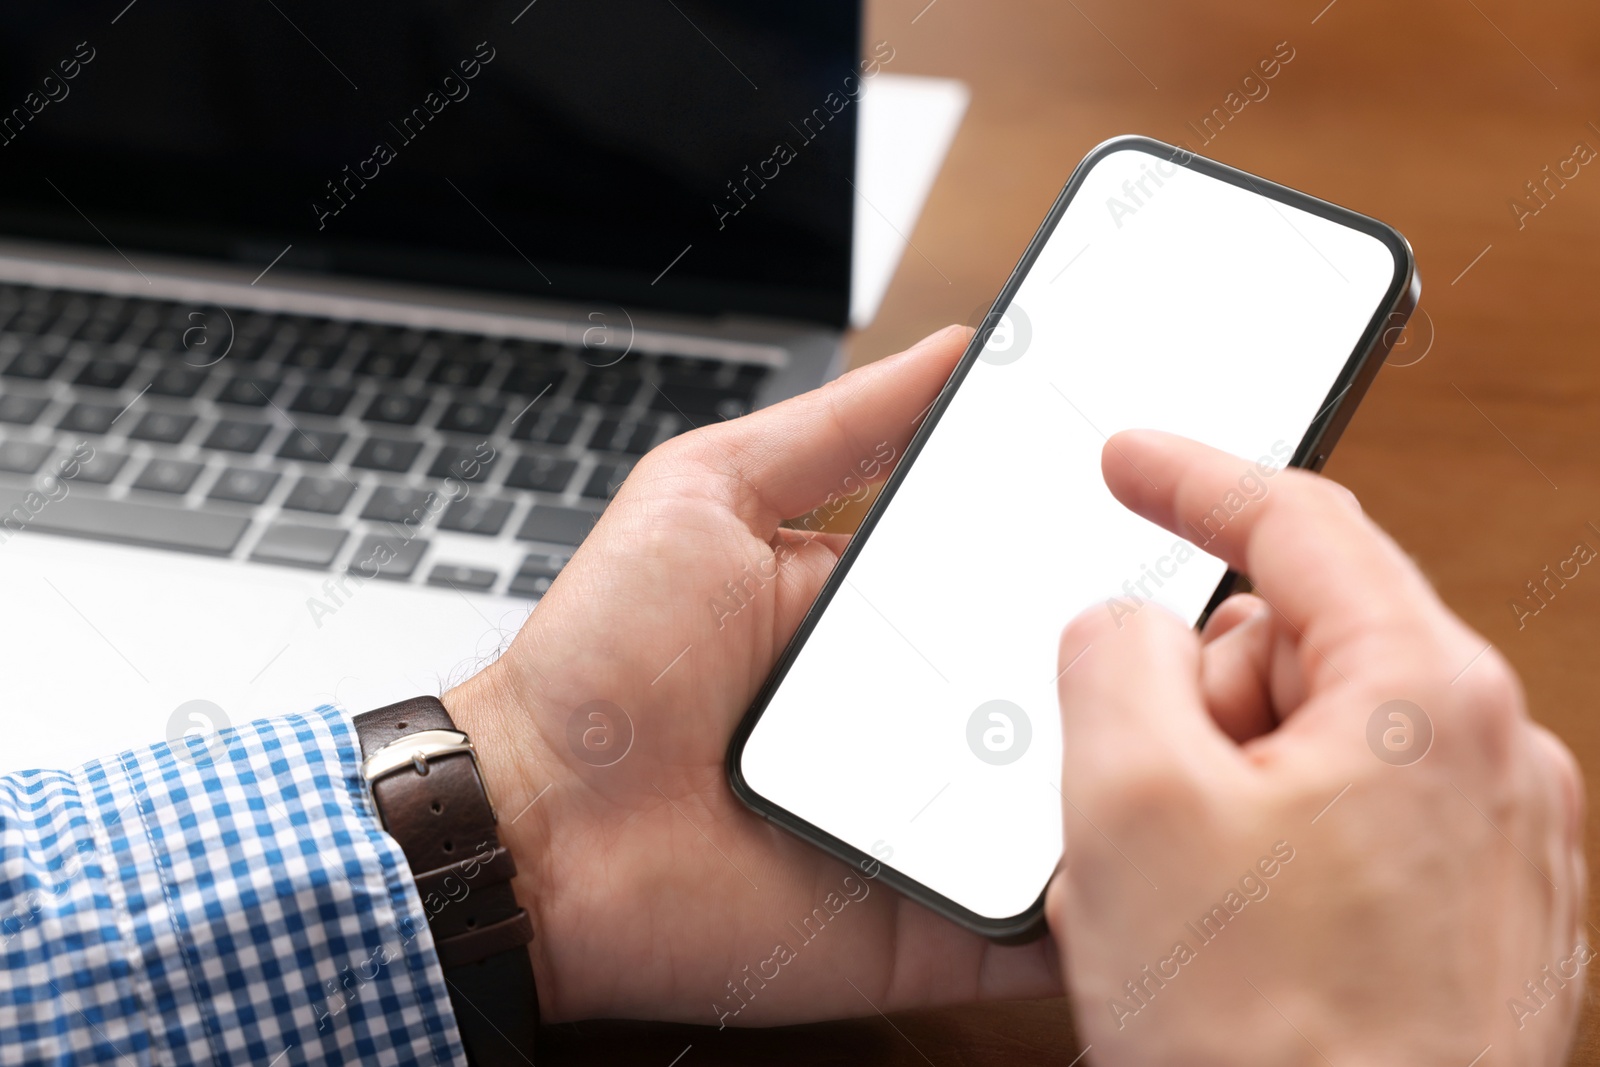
[726,134,1420,942]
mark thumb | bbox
[1055,599,1236,802]
[681,324,972,533]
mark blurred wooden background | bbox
[553,0,1600,1061]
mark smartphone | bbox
[727,135,1418,940]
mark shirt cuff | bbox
[0,705,467,1066]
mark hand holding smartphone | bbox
[728,135,1418,939]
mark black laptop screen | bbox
[0,1,861,325]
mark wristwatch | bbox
[354,696,538,1065]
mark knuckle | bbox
[1272,468,1360,524]
[1452,647,1525,739]
[1465,645,1523,704]
[1531,724,1586,833]
[1118,603,1195,659]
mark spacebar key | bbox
[26,496,249,556]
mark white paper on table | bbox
[851,73,971,328]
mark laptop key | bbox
[2,350,64,380]
[589,417,657,456]
[428,445,499,482]
[428,564,497,592]
[657,354,723,377]
[216,374,280,407]
[277,429,347,463]
[146,363,207,398]
[202,420,271,453]
[508,551,569,598]
[430,331,489,358]
[429,357,491,388]
[290,316,346,346]
[1,307,43,335]
[511,409,582,445]
[504,454,577,494]
[57,403,122,436]
[289,383,354,417]
[582,459,634,501]
[73,359,136,391]
[574,369,642,408]
[132,458,205,494]
[225,331,277,363]
[3,309,51,336]
[361,485,437,524]
[437,401,503,435]
[354,350,417,379]
[364,392,428,425]
[367,325,427,351]
[277,345,341,372]
[347,532,429,581]
[502,363,565,396]
[139,324,188,356]
[113,319,157,348]
[515,505,599,547]
[14,495,247,555]
[439,496,513,536]
[72,448,128,485]
[251,523,346,568]
[128,411,197,444]
[519,551,568,578]
[0,394,48,425]
[73,318,125,345]
[209,466,279,505]
[0,440,51,474]
[351,437,422,473]
[283,475,356,515]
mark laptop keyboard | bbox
[0,283,771,598]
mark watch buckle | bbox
[359,728,498,827]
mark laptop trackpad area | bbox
[0,535,530,772]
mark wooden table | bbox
[550,0,1600,1060]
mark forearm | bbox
[0,707,464,1066]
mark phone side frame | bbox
[726,133,1420,943]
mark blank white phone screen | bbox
[739,145,1401,922]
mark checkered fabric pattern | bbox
[0,705,466,1066]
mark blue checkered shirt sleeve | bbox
[0,705,467,1066]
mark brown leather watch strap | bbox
[355,696,538,1065]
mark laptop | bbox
[0,0,861,769]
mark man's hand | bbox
[447,326,1061,1024]
[1049,430,1586,1065]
